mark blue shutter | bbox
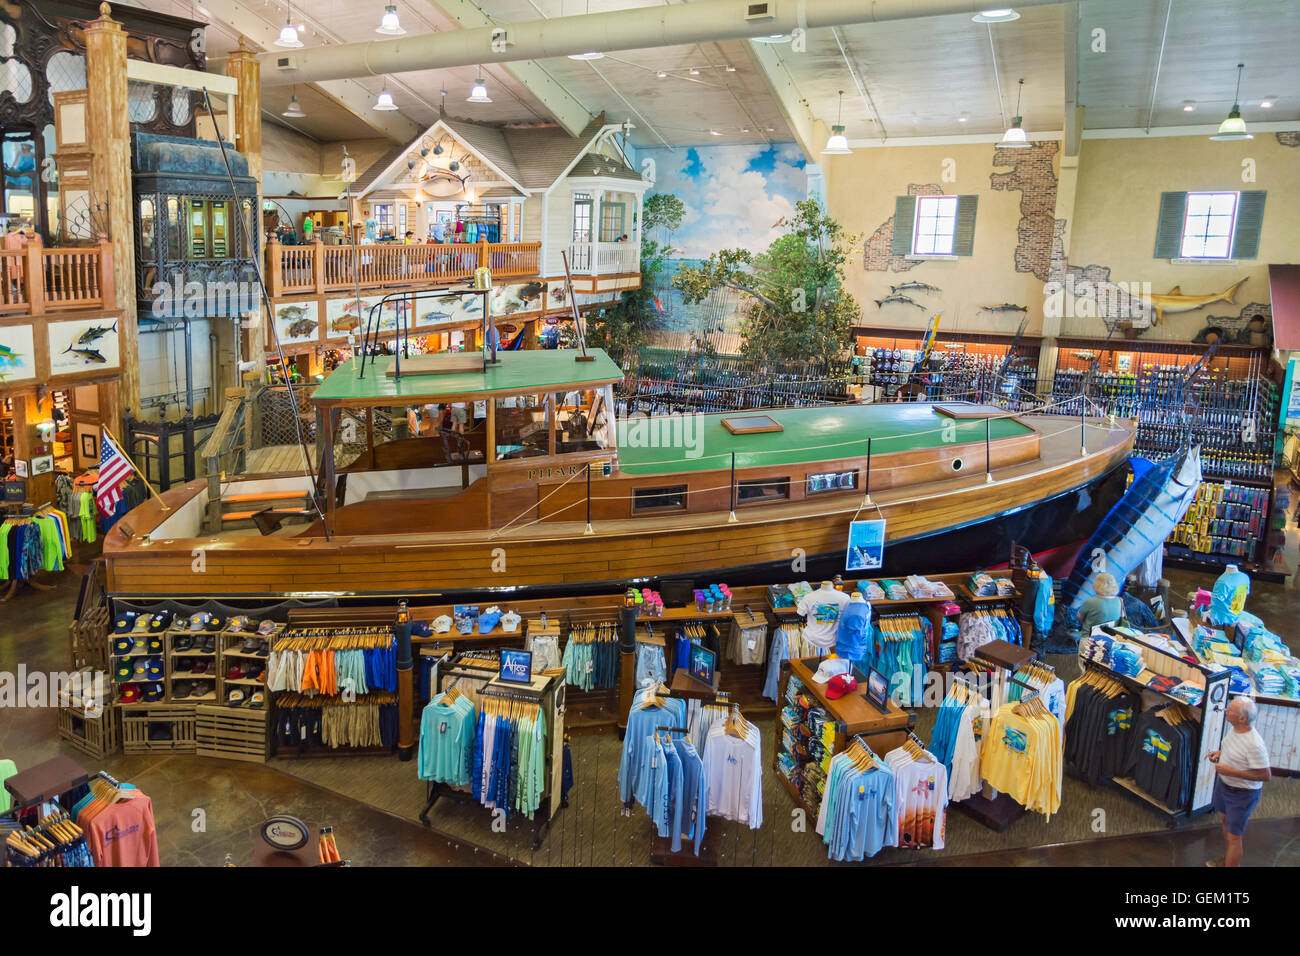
[891,196,917,256]
[1230,191,1266,259]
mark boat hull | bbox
[103,436,1133,605]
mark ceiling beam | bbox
[426,0,593,137]
[198,0,421,142]
[1062,0,1082,156]
[744,39,818,161]
[257,0,1069,86]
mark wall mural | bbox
[636,143,807,338]
[861,183,943,273]
[47,317,120,373]
[414,293,483,328]
[0,323,36,382]
[989,141,1058,281]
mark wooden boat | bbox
[102,348,1135,600]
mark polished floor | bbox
[2,564,1297,867]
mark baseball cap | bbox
[113,614,137,634]
[825,673,859,700]
[432,615,452,634]
[811,656,853,684]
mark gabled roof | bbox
[357,112,642,201]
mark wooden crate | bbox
[68,603,111,672]
[121,704,197,754]
[195,704,269,764]
[56,705,121,759]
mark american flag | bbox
[95,433,135,518]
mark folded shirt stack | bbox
[788,581,814,604]
[881,579,908,600]
[1108,641,1146,677]
[1079,634,1114,664]
[857,580,886,601]
[995,578,1016,597]
[1167,682,1205,706]
[968,572,997,597]
[1251,663,1288,696]
[904,575,954,599]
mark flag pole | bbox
[100,425,171,513]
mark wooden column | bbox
[83,4,137,429]
[225,37,263,380]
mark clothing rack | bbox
[419,662,566,850]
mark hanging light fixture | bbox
[375,4,406,36]
[972,8,1020,22]
[568,51,604,60]
[275,0,303,47]
[1210,63,1253,141]
[821,90,852,155]
[753,34,792,44]
[999,77,1030,147]
[467,71,492,104]
[282,88,305,117]
[373,78,397,111]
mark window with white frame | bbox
[912,195,958,256]
[374,203,393,237]
[572,193,592,242]
[1180,192,1239,259]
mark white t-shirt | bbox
[1217,726,1270,790]
[796,587,851,649]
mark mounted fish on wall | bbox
[48,317,120,372]
[0,324,37,383]
[324,296,373,335]
[1136,277,1247,326]
[414,293,483,328]
[275,300,320,345]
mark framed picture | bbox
[13,458,28,478]
[81,432,98,459]
[846,518,886,572]
[688,645,717,686]
[865,667,890,713]
[30,455,53,476]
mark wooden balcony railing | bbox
[0,240,114,315]
[267,238,541,297]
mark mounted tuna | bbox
[1061,444,1202,621]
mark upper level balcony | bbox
[0,241,114,316]
[265,238,542,297]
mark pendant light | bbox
[467,70,492,104]
[373,78,397,111]
[972,8,1020,23]
[821,90,852,155]
[999,77,1030,147]
[567,3,603,58]
[753,33,792,44]
[275,0,303,48]
[375,4,406,36]
[282,88,305,117]
[1210,63,1253,141]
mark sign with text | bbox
[499,648,533,684]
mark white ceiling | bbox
[129,0,1300,149]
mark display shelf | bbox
[636,606,734,623]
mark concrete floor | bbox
[2,563,1296,867]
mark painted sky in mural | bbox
[637,143,808,337]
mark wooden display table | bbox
[774,657,911,819]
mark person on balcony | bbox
[432,219,446,243]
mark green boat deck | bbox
[615,404,1034,475]
[309,349,625,404]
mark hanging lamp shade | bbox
[972,8,1020,23]
[376,4,406,36]
[820,91,852,154]
[275,22,302,48]
[282,93,305,118]
[467,77,492,103]
[568,51,604,60]
[373,87,397,111]
[999,77,1030,147]
[1210,64,1253,140]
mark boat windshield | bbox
[493,386,613,461]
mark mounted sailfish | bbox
[1059,444,1201,630]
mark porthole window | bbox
[951,458,964,472]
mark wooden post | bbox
[96,239,114,308]
[985,417,994,484]
[266,237,283,298]
[23,243,44,315]
[321,407,336,538]
[584,461,593,535]
[728,451,737,523]
[312,239,325,294]
[84,5,138,424]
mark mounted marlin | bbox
[1060,444,1202,625]
[1137,277,1247,326]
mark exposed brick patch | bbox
[990,141,1059,280]
[862,183,944,272]
[1276,131,1300,148]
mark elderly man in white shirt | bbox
[1206,697,1271,867]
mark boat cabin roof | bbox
[616,403,1035,475]
[309,349,624,407]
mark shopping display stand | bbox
[774,657,911,822]
[1075,626,1229,825]
[419,663,566,851]
[2,755,89,812]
